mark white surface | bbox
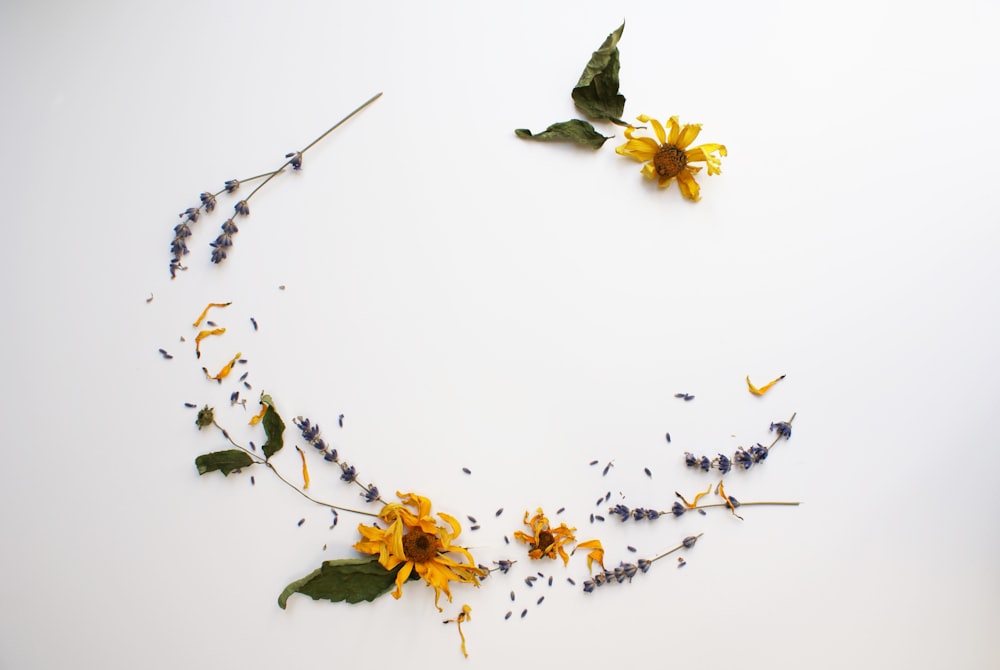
[1,1,998,668]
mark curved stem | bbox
[213,420,378,518]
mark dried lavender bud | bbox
[199,192,217,212]
[234,200,250,216]
[770,420,792,440]
[224,179,240,193]
[285,151,303,169]
[682,535,699,548]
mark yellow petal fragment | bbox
[572,539,605,573]
[717,480,743,519]
[249,399,269,426]
[192,301,232,327]
[295,446,310,489]
[445,604,472,658]
[204,352,241,381]
[746,374,786,396]
[194,327,226,358]
[676,169,701,201]
[677,484,713,509]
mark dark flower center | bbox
[403,528,440,563]
[537,530,555,551]
[653,145,687,178]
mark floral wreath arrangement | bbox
[163,23,800,658]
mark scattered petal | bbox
[192,302,232,328]
[295,446,310,489]
[747,374,785,396]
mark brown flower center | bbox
[653,145,687,178]
[537,530,555,552]
[403,528,440,563]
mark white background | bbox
[2,1,998,667]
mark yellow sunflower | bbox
[354,492,486,611]
[615,114,727,201]
[513,508,576,565]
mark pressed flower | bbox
[192,302,232,327]
[353,492,486,611]
[514,509,577,565]
[747,374,785,396]
[716,481,743,520]
[572,539,606,573]
[615,115,726,201]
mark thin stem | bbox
[212,420,378,518]
[694,501,800,509]
[266,463,379,517]
[300,92,383,154]
[767,411,797,451]
[211,170,282,198]
[243,92,383,204]
[650,533,703,563]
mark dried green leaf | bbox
[278,557,410,608]
[261,403,285,460]
[515,120,611,149]
[195,449,255,476]
[572,22,626,123]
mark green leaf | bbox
[195,449,255,476]
[572,22,626,122]
[515,120,612,149]
[278,557,408,608]
[261,404,285,460]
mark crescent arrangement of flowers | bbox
[163,24,800,658]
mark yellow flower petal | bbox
[676,170,701,201]
[192,302,231,327]
[675,123,703,150]
[573,539,605,573]
[650,117,666,144]
[295,446,310,489]
[666,116,681,145]
[194,327,226,359]
[746,374,785,396]
[203,352,241,381]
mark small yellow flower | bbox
[615,115,727,201]
[514,509,576,565]
[354,492,485,611]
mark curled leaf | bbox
[515,120,612,149]
[572,22,626,123]
[195,449,254,476]
[192,302,231,327]
[261,402,285,460]
[747,374,785,396]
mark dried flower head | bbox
[353,492,486,611]
[615,115,726,201]
[513,509,576,565]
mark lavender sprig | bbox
[683,412,796,474]
[169,92,383,276]
[293,416,384,504]
[582,534,703,593]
